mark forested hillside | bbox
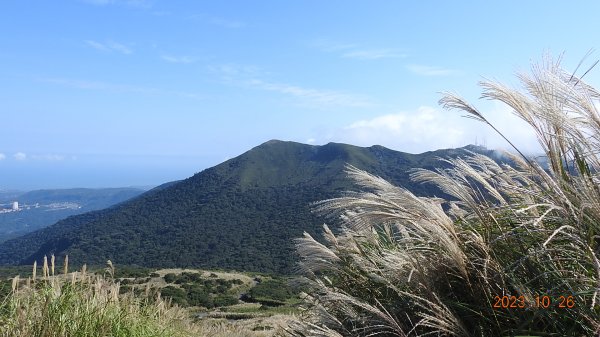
[0,140,497,273]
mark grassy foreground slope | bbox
[0,263,296,336]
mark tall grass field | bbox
[286,56,600,336]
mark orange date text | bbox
[492,295,575,309]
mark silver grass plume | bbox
[288,54,600,336]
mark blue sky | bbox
[1,1,600,189]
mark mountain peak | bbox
[262,139,284,145]
[462,144,489,151]
[254,139,310,150]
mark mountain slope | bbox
[0,141,497,273]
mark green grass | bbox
[224,302,301,316]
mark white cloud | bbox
[85,40,133,55]
[31,154,66,161]
[342,49,406,60]
[41,78,153,93]
[247,79,373,108]
[330,104,541,154]
[340,107,463,152]
[85,40,108,51]
[39,77,203,99]
[209,17,245,29]
[406,64,459,76]
[13,152,26,161]
[208,64,372,108]
[315,42,359,53]
[306,138,316,144]
[207,64,262,79]
[312,39,405,60]
[107,41,132,54]
[5,153,75,162]
[161,55,195,64]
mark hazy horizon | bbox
[2,1,599,189]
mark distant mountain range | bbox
[0,140,499,274]
[0,188,146,242]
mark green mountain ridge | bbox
[0,140,498,273]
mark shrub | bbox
[213,294,239,307]
[287,56,600,336]
[160,285,188,306]
[248,278,297,302]
[164,273,177,283]
[113,265,152,278]
[186,286,212,308]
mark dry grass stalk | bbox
[11,275,19,293]
[32,260,36,283]
[63,255,69,275]
[42,255,48,280]
[51,254,55,276]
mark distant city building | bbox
[12,202,18,211]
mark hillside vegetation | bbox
[0,142,500,274]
